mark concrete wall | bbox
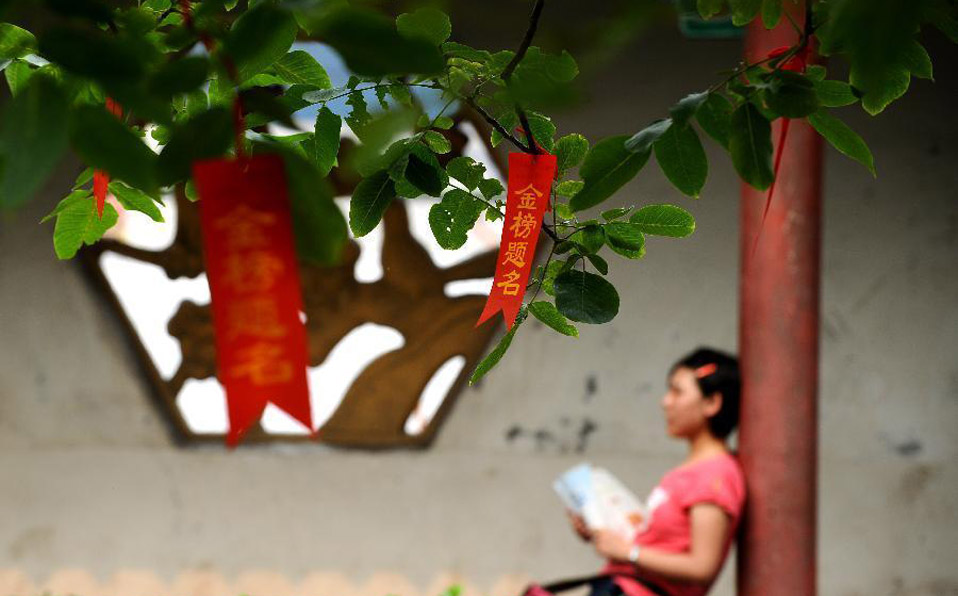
[1,14,957,596]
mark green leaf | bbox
[490,111,518,148]
[695,93,733,149]
[669,92,709,128]
[350,170,396,237]
[316,7,444,77]
[761,0,783,28]
[570,225,605,255]
[603,222,646,259]
[116,6,156,36]
[423,130,452,154]
[151,125,172,145]
[302,85,347,104]
[428,188,485,249]
[853,67,910,116]
[381,83,411,108]
[404,153,444,197]
[148,56,209,97]
[225,4,299,81]
[446,156,485,191]
[625,118,671,154]
[240,87,296,128]
[601,206,633,221]
[184,89,209,117]
[556,180,583,198]
[69,103,158,195]
[391,143,448,198]
[816,0,922,116]
[38,26,146,85]
[478,177,504,200]
[764,71,820,118]
[729,0,762,26]
[184,179,199,202]
[541,259,566,296]
[279,149,348,265]
[526,112,556,152]
[469,307,527,385]
[156,107,233,187]
[109,181,163,222]
[73,167,94,190]
[396,7,451,46]
[41,189,89,223]
[807,109,876,176]
[926,1,958,43]
[345,90,371,133]
[529,301,578,337]
[814,79,858,107]
[728,102,773,190]
[554,270,620,324]
[52,196,118,259]
[442,42,491,63]
[517,47,579,82]
[653,124,708,198]
[4,59,33,97]
[0,23,36,59]
[273,50,332,88]
[585,253,609,276]
[433,116,455,130]
[629,204,696,237]
[505,47,579,108]
[570,135,650,212]
[555,133,589,173]
[697,0,725,19]
[902,40,933,80]
[305,106,341,177]
[805,65,827,82]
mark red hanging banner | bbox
[193,154,313,446]
[93,98,122,218]
[476,152,557,329]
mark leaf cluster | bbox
[0,0,952,382]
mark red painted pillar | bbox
[737,3,822,595]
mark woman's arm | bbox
[593,503,732,585]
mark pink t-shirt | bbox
[602,453,746,596]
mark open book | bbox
[553,463,647,541]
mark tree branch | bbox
[501,0,546,81]
[500,0,547,155]
[464,96,531,153]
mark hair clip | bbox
[694,363,718,378]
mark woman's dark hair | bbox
[671,347,740,439]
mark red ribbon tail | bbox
[225,396,268,448]
[751,117,791,257]
[476,297,521,330]
[476,298,505,328]
[93,170,109,218]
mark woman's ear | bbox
[703,392,724,419]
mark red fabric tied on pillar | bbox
[93,98,122,218]
[476,152,557,329]
[192,154,313,446]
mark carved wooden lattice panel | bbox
[80,112,508,448]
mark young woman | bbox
[568,348,745,596]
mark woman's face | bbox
[661,367,719,438]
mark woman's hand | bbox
[592,529,634,562]
[567,511,592,542]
